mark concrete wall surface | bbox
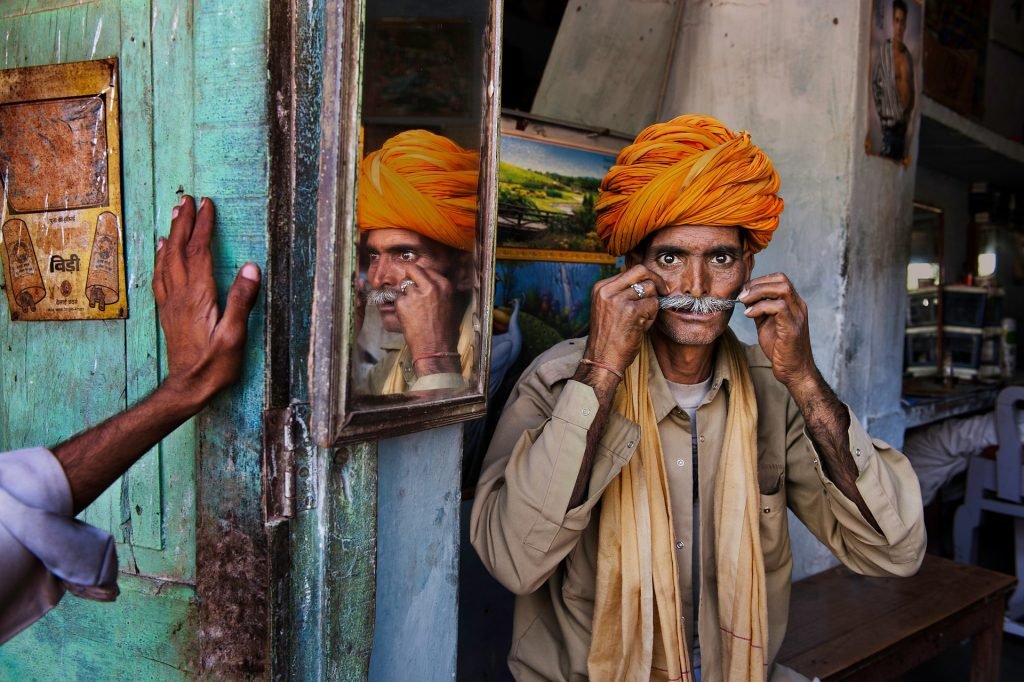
[532,0,683,134]
[657,0,916,578]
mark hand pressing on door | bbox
[0,194,262,646]
[153,194,262,411]
[57,194,262,512]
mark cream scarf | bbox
[588,330,768,681]
[380,300,476,395]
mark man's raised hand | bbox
[581,265,666,381]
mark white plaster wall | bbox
[659,0,859,392]
[658,0,916,578]
[532,0,683,134]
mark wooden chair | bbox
[953,385,1024,634]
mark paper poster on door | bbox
[0,58,127,321]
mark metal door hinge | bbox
[263,402,315,525]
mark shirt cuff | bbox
[0,447,119,594]
[410,372,466,392]
[803,406,875,488]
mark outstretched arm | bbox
[52,195,262,513]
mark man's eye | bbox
[711,253,734,265]
[368,253,380,262]
[656,253,677,266]
[400,251,416,261]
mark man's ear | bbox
[625,249,644,268]
[743,249,755,278]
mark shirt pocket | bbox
[561,533,597,606]
[758,486,791,573]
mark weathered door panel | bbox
[0,575,198,680]
[0,0,192,576]
[0,0,270,678]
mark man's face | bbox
[893,7,906,44]
[639,225,753,347]
[365,227,463,333]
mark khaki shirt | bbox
[365,340,466,394]
[470,338,925,681]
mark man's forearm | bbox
[52,378,206,514]
[566,365,620,510]
[788,370,882,534]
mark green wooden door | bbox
[0,1,270,678]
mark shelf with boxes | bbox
[905,285,1011,380]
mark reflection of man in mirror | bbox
[356,129,479,394]
[471,115,924,680]
[872,0,915,160]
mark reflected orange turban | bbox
[358,129,479,252]
[596,114,783,256]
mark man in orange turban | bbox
[355,129,479,395]
[472,115,924,681]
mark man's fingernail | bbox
[200,196,210,208]
[157,237,165,251]
[172,206,180,219]
[739,289,749,300]
[241,263,261,282]
[179,194,187,206]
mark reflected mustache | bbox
[365,287,400,305]
[658,294,738,314]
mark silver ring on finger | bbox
[631,282,646,299]
[399,279,416,294]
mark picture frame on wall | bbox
[494,112,629,344]
[866,0,924,164]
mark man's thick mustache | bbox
[658,294,738,314]
[365,287,401,305]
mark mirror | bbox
[311,0,500,445]
[907,202,943,291]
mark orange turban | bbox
[595,114,783,256]
[357,129,479,252]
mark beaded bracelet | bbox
[579,358,624,380]
[413,351,461,364]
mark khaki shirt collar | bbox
[646,335,734,422]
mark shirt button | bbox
[581,408,591,417]
[676,459,685,467]
[698,435,705,443]
[855,448,862,457]
[627,440,635,448]
[675,541,684,549]
[762,507,771,513]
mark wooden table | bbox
[776,554,1016,681]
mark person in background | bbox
[0,195,262,645]
[904,409,1024,507]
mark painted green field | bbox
[498,161,584,214]
[497,162,604,252]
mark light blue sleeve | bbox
[0,447,119,645]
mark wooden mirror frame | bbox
[309,0,502,447]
